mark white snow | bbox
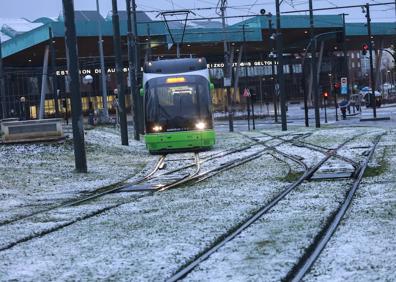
[0,125,394,281]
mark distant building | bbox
[0,11,395,119]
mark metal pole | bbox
[251,92,255,129]
[330,73,338,121]
[49,27,59,118]
[302,61,309,126]
[96,0,109,121]
[366,3,377,118]
[341,13,349,101]
[275,0,287,131]
[112,0,129,145]
[268,17,278,123]
[62,0,87,173]
[243,24,250,130]
[145,23,152,61]
[38,45,49,119]
[0,37,6,119]
[126,0,140,141]
[132,0,144,137]
[220,0,233,132]
[324,97,328,123]
[309,0,320,128]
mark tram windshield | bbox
[145,75,212,133]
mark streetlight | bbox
[275,0,288,131]
[82,74,94,125]
[266,12,279,123]
[363,3,377,118]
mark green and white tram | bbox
[142,57,216,154]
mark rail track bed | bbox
[167,131,385,281]
[0,127,392,281]
[0,138,283,253]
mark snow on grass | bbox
[0,125,393,281]
[0,153,290,280]
[303,129,396,282]
[185,180,351,281]
[0,127,154,223]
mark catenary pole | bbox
[38,45,49,119]
[341,13,349,102]
[126,0,140,141]
[0,37,6,119]
[302,60,309,127]
[112,0,129,145]
[309,0,320,128]
[365,3,377,118]
[243,24,250,130]
[220,0,234,132]
[96,0,109,121]
[268,16,278,123]
[62,0,87,173]
[275,0,287,131]
[49,27,59,118]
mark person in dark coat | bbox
[339,99,349,120]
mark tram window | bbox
[156,85,197,106]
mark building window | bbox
[352,62,355,68]
[358,62,361,68]
[357,52,360,59]
[44,99,55,115]
[351,53,355,59]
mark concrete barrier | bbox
[1,118,64,143]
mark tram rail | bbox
[166,133,367,282]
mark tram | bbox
[142,57,216,154]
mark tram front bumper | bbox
[145,130,215,153]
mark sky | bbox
[0,0,395,23]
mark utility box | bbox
[1,118,64,143]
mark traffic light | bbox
[362,43,369,55]
[323,91,329,100]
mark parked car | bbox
[380,83,396,97]
[360,87,382,107]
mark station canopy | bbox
[1,10,395,66]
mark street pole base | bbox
[360,117,391,122]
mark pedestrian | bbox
[112,92,119,128]
[339,99,349,120]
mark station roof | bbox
[1,11,395,60]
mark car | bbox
[361,89,382,107]
[380,83,396,97]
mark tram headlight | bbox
[152,125,162,132]
[195,121,206,130]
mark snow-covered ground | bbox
[0,127,153,223]
[0,124,394,281]
[303,130,396,282]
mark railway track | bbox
[0,155,167,227]
[0,153,200,252]
[285,133,384,282]
[0,137,281,253]
[0,141,257,227]
[167,132,380,281]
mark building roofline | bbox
[1,14,395,59]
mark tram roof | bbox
[1,12,395,60]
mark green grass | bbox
[282,171,304,182]
[364,147,389,177]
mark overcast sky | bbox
[0,0,395,23]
